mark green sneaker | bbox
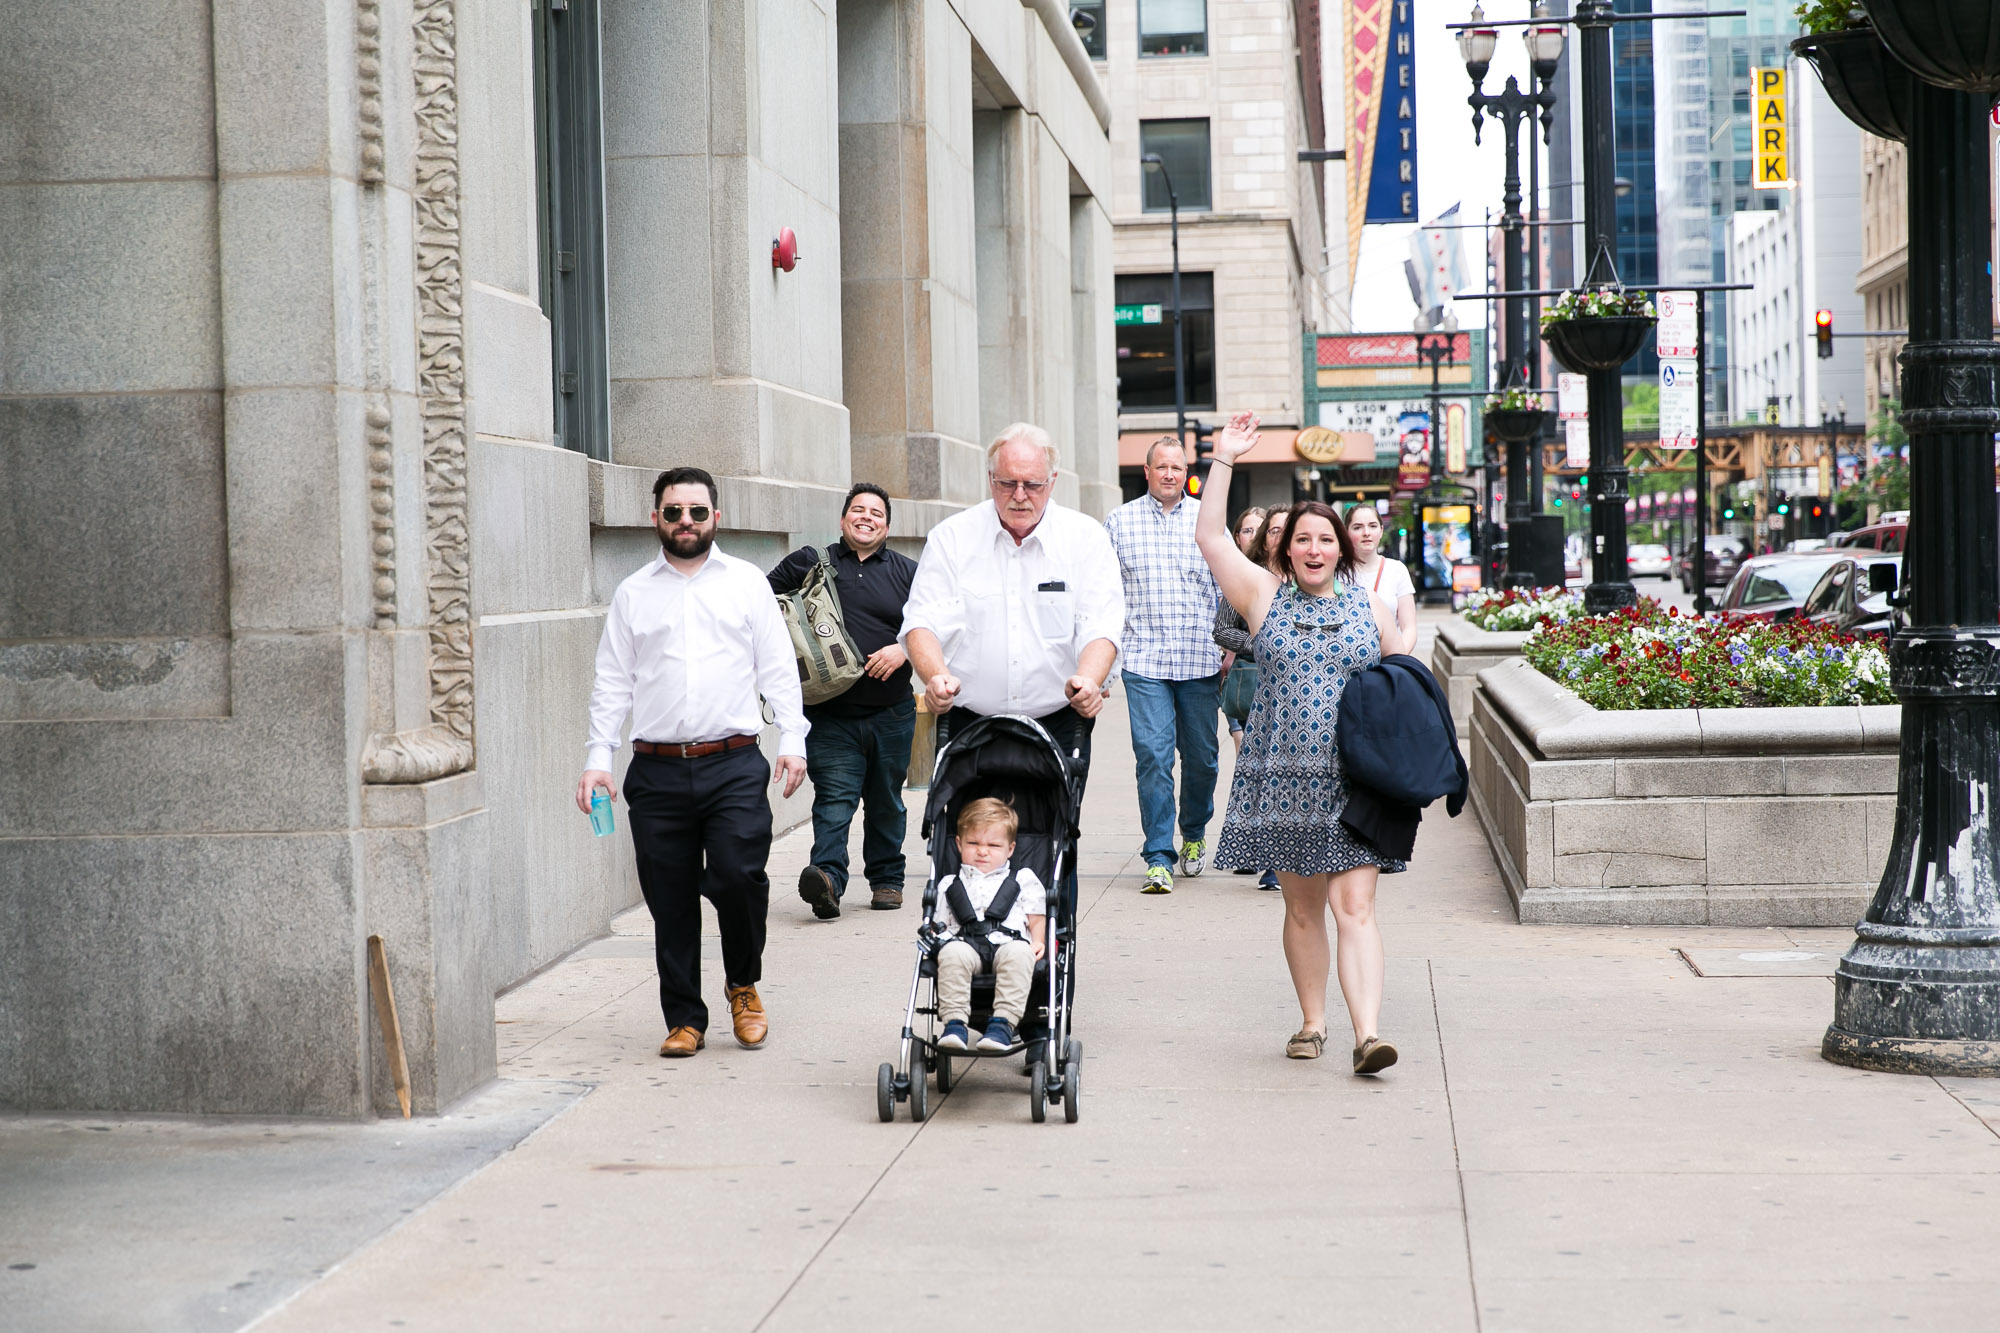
[1142,865,1174,894]
[1179,839,1206,877]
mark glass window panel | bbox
[1073,0,1105,59]
[1114,272,1216,412]
[1140,0,1205,56]
[1139,119,1211,212]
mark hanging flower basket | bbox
[1792,28,1914,142]
[1544,317,1655,374]
[1485,407,1555,444]
[1860,0,2000,95]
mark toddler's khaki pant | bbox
[937,938,1034,1026]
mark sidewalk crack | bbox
[1429,959,1484,1333]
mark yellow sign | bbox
[1753,66,1789,189]
[1293,426,1344,464]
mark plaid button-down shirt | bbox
[1103,493,1223,681]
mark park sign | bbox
[1114,303,1163,326]
[1753,66,1789,189]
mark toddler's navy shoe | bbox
[976,1017,1015,1052]
[937,1020,970,1051]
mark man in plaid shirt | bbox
[1103,436,1225,894]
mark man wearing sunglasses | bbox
[767,483,919,919]
[577,466,809,1059]
[900,424,1123,889]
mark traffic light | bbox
[1816,309,1833,359]
[1723,506,1735,519]
[1184,461,1210,498]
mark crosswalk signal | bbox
[1816,309,1834,359]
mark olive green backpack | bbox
[777,548,866,705]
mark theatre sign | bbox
[1302,331,1488,473]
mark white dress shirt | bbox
[585,545,808,773]
[939,861,1047,940]
[898,500,1124,718]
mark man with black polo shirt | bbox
[768,483,920,918]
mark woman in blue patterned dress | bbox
[1197,411,1412,1073]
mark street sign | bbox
[1114,303,1163,326]
[1558,372,1589,468]
[1753,67,1789,189]
[1659,357,1699,449]
[1656,290,1698,357]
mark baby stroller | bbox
[876,713,1085,1124]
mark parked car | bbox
[1675,535,1745,592]
[1831,520,1908,553]
[1784,537,1828,553]
[1714,550,1849,622]
[1626,543,1672,580]
[1800,553,1904,638]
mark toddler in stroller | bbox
[878,712,1083,1123]
[933,798,1046,1055]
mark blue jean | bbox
[1121,671,1222,869]
[804,698,916,898]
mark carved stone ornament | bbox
[363,723,475,784]
[357,0,385,185]
[367,402,396,626]
[363,0,476,785]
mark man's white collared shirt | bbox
[585,545,808,772]
[898,500,1124,718]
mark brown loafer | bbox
[870,886,903,910]
[726,983,767,1048]
[1353,1036,1399,1075]
[659,1026,705,1058]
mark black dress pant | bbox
[623,745,773,1032]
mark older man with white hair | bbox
[901,424,1123,859]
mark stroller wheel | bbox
[1064,1037,1082,1067]
[1028,1060,1048,1122]
[1063,1056,1081,1123]
[876,1063,895,1123]
[935,1051,954,1094]
[906,1036,929,1121]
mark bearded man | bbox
[576,466,808,1059]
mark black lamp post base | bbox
[1822,1027,2000,1077]
[1582,580,1637,614]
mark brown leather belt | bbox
[632,734,759,759]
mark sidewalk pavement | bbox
[10,614,2000,1330]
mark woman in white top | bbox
[1344,505,1417,650]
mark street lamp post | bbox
[1819,78,2000,1076]
[1569,0,1639,614]
[1459,4,1565,588]
[1140,153,1187,456]
[1416,324,1458,602]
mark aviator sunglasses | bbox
[657,504,712,523]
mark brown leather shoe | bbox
[659,1026,704,1058]
[870,886,903,910]
[726,984,768,1048]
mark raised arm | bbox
[1196,411,1281,634]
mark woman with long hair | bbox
[1196,412,1412,1072]
[1343,503,1417,648]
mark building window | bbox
[533,0,611,459]
[1140,119,1211,212]
[1139,0,1206,56]
[1073,1,1106,59]
[1115,272,1216,412]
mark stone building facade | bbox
[1089,0,1334,507]
[0,0,1114,1117]
[1856,133,1907,436]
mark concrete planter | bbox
[1468,658,1900,925]
[1431,617,1531,732]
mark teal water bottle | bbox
[589,787,615,838]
